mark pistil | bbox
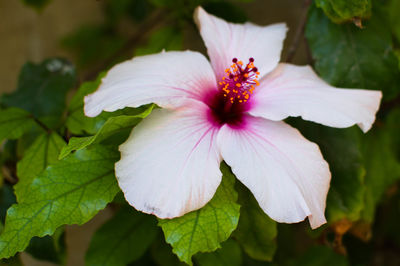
[219,57,260,105]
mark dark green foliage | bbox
[86,207,159,266]
[0,59,76,128]
[20,0,52,11]
[61,26,126,68]
[233,184,277,261]
[306,4,400,100]
[315,0,371,23]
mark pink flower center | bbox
[206,58,260,128]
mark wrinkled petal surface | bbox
[217,116,330,229]
[84,51,217,117]
[250,64,382,132]
[194,7,287,80]
[116,101,222,218]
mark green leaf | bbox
[194,239,242,266]
[315,0,371,23]
[158,163,240,265]
[233,184,277,261]
[361,109,400,222]
[60,105,153,159]
[306,4,400,100]
[0,108,39,144]
[20,0,52,11]
[66,73,150,135]
[0,145,120,259]
[290,119,365,223]
[1,58,76,128]
[135,27,183,56]
[15,132,66,202]
[86,207,158,266]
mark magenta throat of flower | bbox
[207,57,260,128]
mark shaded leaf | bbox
[158,163,240,265]
[25,231,65,264]
[86,207,158,266]
[194,239,242,266]
[361,109,400,222]
[61,25,125,68]
[20,0,52,11]
[203,1,248,23]
[233,184,277,261]
[150,235,186,266]
[0,145,120,259]
[60,105,153,159]
[105,0,152,23]
[15,132,66,202]
[1,58,76,128]
[0,186,16,223]
[306,4,400,100]
[290,119,365,223]
[135,27,183,56]
[388,0,400,43]
[288,246,349,266]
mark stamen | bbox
[220,57,260,104]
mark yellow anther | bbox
[236,83,241,87]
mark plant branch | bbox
[285,0,312,63]
[30,115,51,133]
[84,9,166,81]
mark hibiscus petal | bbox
[84,51,217,117]
[250,63,382,132]
[116,101,222,218]
[217,116,331,229]
[194,6,287,80]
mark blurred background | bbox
[1,0,400,265]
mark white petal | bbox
[250,64,382,132]
[194,7,287,80]
[84,51,217,117]
[116,101,222,218]
[217,116,331,229]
